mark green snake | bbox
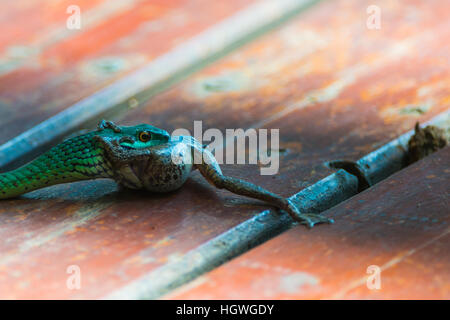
[0,120,333,227]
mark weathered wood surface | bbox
[168,147,450,299]
[0,0,257,146]
[0,0,449,299]
[0,0,315,170]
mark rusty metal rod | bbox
[105,109,449,300]
[106,170,359,299]
[0,0,321,170]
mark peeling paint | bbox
[279,272,319,293]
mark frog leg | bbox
[97,120,122,133]
[193,145,333,228]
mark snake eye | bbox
[139,131,152,142]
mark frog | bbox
[0,120,333,228]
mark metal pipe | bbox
[105,110,449,300]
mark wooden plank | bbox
[106,169,359,299]
[167,147,450,299]
[0,0,104,51]
[0,0,449,299]
[106,111,448,300]
[0,0,314,168]
[0,0,263,147]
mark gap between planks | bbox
[105,110,450,299]
[0,0,321,170]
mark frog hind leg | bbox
[193,147,333,228]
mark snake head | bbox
[94,120,172,167]
[96,120,170,150]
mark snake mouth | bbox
[120,144,134,150]
[118,136,170,149]
[117,136,135,149]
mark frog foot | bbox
[285,198,334,228]
[295,213,334,228]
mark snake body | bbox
[0,132,112,199]
[0,120,333,227]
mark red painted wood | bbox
[0,0,449,299]
[168,147,450,299]
[0,0,257,145]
